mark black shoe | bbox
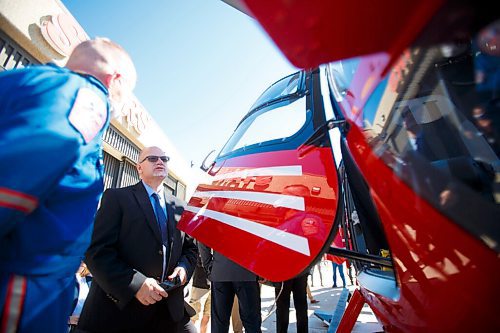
[332,285,337,288]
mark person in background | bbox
[325,229,347,288]
[230,297,244,333]
[345,260,355,286]
[189,253,243,333]
[305,265,319,304]
[77,146,198,332]
[306,284,319,304]
[0,38,136,333]
[68,262,92,332]
[273,184,326,333]
[474,19,500,98]
[472,103,500,155]
[199,244,262,333]
[274,272,309,333]
[310,260,324,287]
[189,250,211,333]
[328,257,347,289]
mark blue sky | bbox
[63,0,297,167]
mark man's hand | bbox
[135,277,168,306]
[168,266,187,285]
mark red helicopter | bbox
[178,0,500,331]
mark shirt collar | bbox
[142,181,164,199]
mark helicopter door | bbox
[178,70,341,281]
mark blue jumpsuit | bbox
[0,64,110,333]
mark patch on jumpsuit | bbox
[68,88,107,143]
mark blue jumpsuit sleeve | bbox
[0,69,98,236]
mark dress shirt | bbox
[142,181,168,280]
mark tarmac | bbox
[190,262,384,332]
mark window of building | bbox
[103,152,120,189]
[0,30,37,71]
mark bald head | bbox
[138,146,166,163]
[66,38,136,106]
[137,146,169,189]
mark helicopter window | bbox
[250,71,302,110]
[327,59,360,102]
[219,97,307,156]
[362,76,390,135]
[355,19,500,250]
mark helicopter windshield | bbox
[249,71,302,111]
[219,96,307,156]
[328,19,500,251]
[219,71,307,157]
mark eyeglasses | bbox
[140,155,170,163]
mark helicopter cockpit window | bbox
[250,71,302,110]
[219,97,307,156]
[357,19,500,250]
[327,59,360,102]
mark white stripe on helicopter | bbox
[185,205,310,256]
[192,190,305,211]
[211,165,302,181]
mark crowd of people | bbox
[0,37,353,333]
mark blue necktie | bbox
[152,193,168,246]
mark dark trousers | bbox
[143,312,196,333]
[73,309,195,333]
[275,274,308,333]
[211,281,261,333]
[332,262,346,287]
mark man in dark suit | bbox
[77,146,198,332]
[199,244,261,333]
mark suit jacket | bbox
[198,243,256,282]
[77,182,197,332]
